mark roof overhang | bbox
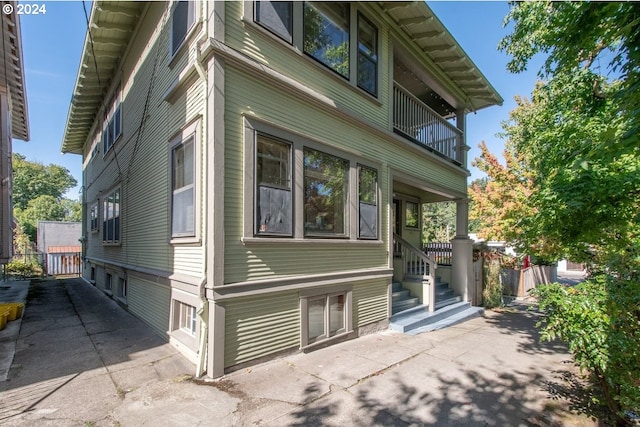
[1,10,29,141]
[61,1,144,154]
[379,1,503,113]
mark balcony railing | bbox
[393,83,464,165]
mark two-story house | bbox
[1,9,29,265]
[62,1,501,378]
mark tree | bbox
[61,198,82,222]
[14,195,67,241]
[12,153,77,210]
[422,201,455,243]
[500,2,640,421]
[469,139,536,250]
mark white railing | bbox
[394,233,438,312]
[393,83,464,164]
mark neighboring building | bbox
[0,9,29,265]
[36,221,82,254]
[61,1,502,377]
[37,221,82,276]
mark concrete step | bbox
[435,295,462,310]
[391,281,403,292]
[392,297,420,315]
[390,301,480,333]
[406,306,485,335]
[435,287,455,300]
[392,290,411,302]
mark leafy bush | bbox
[5,259,42,277]
[532,276,640,423]
[482,255,503,308]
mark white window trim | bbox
[169,118,201,244]
[243,117,383,244]
[102,89,122,157]
[243,1,380,99]
[170,289,200,351]
[169,0,201,62]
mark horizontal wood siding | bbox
[82,2,205,279]
[353,278,389,327]
[223,67,463,283]
[224,2,390,130]
[224,291,300,367]
[128,275,171,339]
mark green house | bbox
[62,1,502,378]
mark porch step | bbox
[392,289,411,302]
[391,281,403,293]
[392,297,420,315]
[435,295,462,310]
[390,301,484,334]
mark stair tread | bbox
[390,301,479,332]
[406,307,484,335]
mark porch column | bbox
[455,109,468,167]
[451,199,473,303]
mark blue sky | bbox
[14,1,543,199]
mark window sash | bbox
[103,188,121,243]
[179,302,197,336]
[405,201,419,228]
[357,13,377,95]
[256,133,292,236]
[255,1,293,43]
[303,2,350,78]
[172,137,196,237]
[171,1,196,55]
[303,148,349,237]
[306,292,346,344]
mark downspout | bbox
[194,24,209,378]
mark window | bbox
[304,292,347,345]
[103,187,121,244]
[255,1,292,43]
[90,203,99,232]
[406,201,419,228]
[178,301,197,336]
[303,2,350,78]
[256,133,292,235]
[252,2,377,97]
[358,165,377,239]
[171,1,196,56]
[357,13,377,95]
[102,97,122,155]
[117,277,127,300]
[303,148,349,237]
[90,266,96,282]
[172,136,195,237]
[105,273,113,291]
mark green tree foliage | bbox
[500,2,640,420]
[422,201,455,243]
[12,153,77,210]
[11,154,78,241]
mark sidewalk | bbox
[0,278,600,426]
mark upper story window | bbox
[102,96,122,155]
[171,1,196,56]
[357,13,377,95]
[255,1,292,43]
[252,1,378,96]
[303,2,350,79]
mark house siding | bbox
[353,278,389,327]
[83,2,205,280]
[224,2,391,131]
[224,291,300,367]
[128,274,171,338]
[222,67,463,284]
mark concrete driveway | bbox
[0,278,600,426]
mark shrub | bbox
[532,276,640,424]
[5,259,42,277]
[482,255,503,308]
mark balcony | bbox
[393,82,464,165]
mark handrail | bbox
[394,233,438,312]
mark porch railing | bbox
[394,233,438,312]
[393,82,464,165]
[424,242,452,266]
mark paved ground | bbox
[0,277,602,426]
